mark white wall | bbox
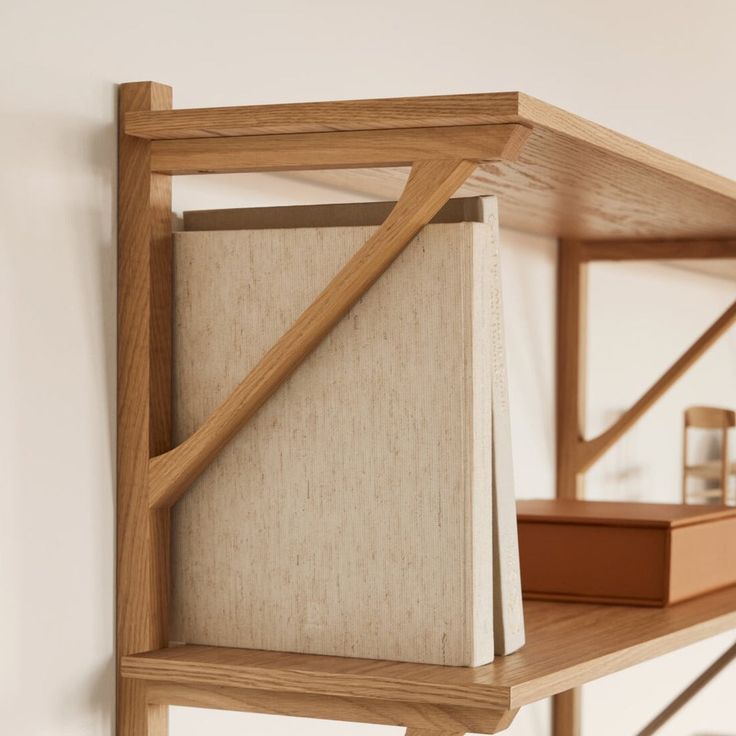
[2,1,735,735]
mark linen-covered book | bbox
[169,196,523,665]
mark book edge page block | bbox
[479,198,526,655]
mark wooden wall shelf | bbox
[125,92,736,240]
[117,82,736,736]
[130,93,735,242]
[122,587,736,733]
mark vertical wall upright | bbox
[553,239,587,736]
[556,239,587,500]
[117,81,173,736]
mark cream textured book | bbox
[170,196,522,665]
[477,199,526,655]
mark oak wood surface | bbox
[579,238,736,261]
[125,91,736,239]
[148,158,477,509]
[552,689,581,736]
[125,92,526,139]
[122,586,736,711]
[145,683,514,733]
[150,124,529,174]
[555,241,587,499]
[119,88,736,200]
[117,81,173,736]
[287,152,736,241]
[290,158,736,241]
[554,237,587,736]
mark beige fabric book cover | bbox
[170,205,505,665]
[181,196,525,656]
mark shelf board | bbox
[122,584,736,712]
[125,92,736,240]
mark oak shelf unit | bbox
[123,587,736,722]
[117,83,736,736]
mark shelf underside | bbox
[284,151,736,242]
[127,92,736,240]
[123,584,736,714]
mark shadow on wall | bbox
[498,227,557,500]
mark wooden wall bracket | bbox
[553,237,736,736]
[147,157,480,510]
[119,80,736,736]
[117,81,173,736]
[556,237,736,499]
[143,681,518,735]
[117,80,528,736]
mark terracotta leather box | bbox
[517,499,736,606]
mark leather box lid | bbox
[517,499,736,529]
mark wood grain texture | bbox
[169,220,496,665]
[590,239,736,283]
[150,124,529,174]
[117,81,173,736]
[149,158,477,509]
[579,238,736,261]
[144,683,515,733]
[288,155,736,243]
[125,91,736,239]
[552,689,581,736]
[125,92,525,139]
[555,240,587,499]
[122,586,736,711]
[553,240,587,736]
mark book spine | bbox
[469,224,495,665]
[481,199,526,655]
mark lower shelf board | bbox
[121,585,736,733]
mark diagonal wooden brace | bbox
[149,157,480,509]
[557,236,736,499]
[635,639,736,736]
[580,297,736,472]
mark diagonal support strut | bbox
[149,157,479,509]
[579,297,736,471]
[635,640,736,736]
